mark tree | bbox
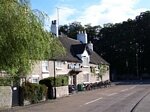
[59,22,84,39]
[0,0,64,77]
[98,64,108,81]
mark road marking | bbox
[129,86,137,90]
[84,97,103,105]
[107,92,118,96]
[126,92,134,96]
[121,89,129,92]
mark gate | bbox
[12,86,23,106]
[12,86,19,106]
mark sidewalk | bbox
[0,99,57,112]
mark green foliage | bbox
[98,64,108,81]
[55,75,68,86]
[22,82,47,104]
[0,0,65,77]
[98,11,150,79]
[0,77,11,86]
[59,22,84,39]
[39,75,69,87]
[0,76,21,86]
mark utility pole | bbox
[56,7,60,28]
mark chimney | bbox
[88,41,93,51]
[77,30,87,44]
[51,20,58,37]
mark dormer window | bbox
[82,56,89,67]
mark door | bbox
[73,75,77,86]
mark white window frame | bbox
[55,61,63,70]
[31,75,39,83]
[42,61,49,73]
[32,77,39,83]
[82,56,89,67]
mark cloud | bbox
[49,0,148,26]
[77,0,147,26]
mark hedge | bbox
[39,75,68,87]
[0,77,11,86]
[0,76,21,86]
[22,82,47,104]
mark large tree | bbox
[0,0,64,77]
[97,11,150,80]
[59,22,84,39]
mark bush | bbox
[39,75,68,87]
[0,76,21,86]
[0,77,11,86]
[22,82,47,104]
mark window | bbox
[82,56,89,67]
[83,74,90,82]
[56,61,62,69]
[31,75,39,83]
[32,77,39,83]
[42,61,49,73]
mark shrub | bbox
[0,77,11,86]
[22,82,47,104]
[0,76,21,86]
[39,75,68,87]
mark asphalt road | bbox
[6,82,150,112]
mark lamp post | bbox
[53,60,56,99]
[136,53,139,79]
[136,43,139,79]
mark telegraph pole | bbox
[56,7,60,28]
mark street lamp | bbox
[136,43,139,79]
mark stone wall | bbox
[0,86,12,109]
[55,86,69,98]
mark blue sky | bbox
[30,0,149,26]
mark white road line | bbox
[129,86,137,90]
[126,92,134,96]
[107,92,118,96]
[121,89,129,92]
[84,97,103,105]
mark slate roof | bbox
[52,35,109,65]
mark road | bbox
[7,82,150,112]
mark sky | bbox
[30,0,149,27]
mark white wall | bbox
[55,86,69,98]
[28,60,110,84]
